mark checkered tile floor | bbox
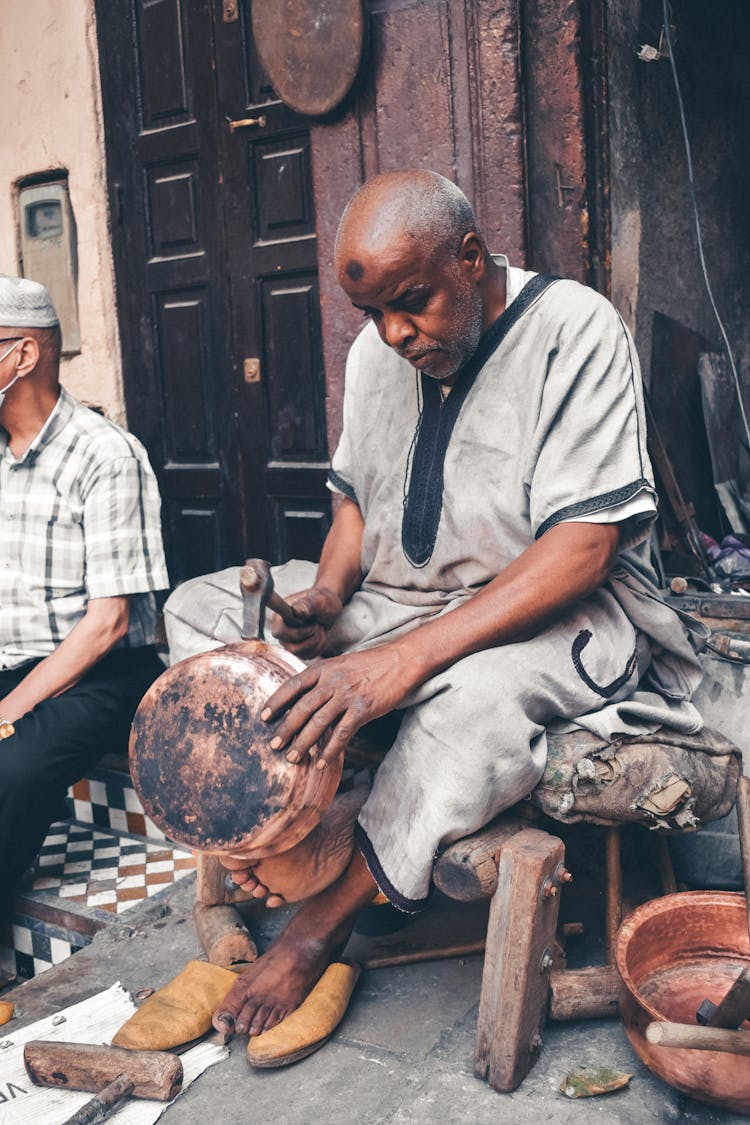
[67,773,168,841]
[32,821,196,915]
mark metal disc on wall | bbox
[252,0,366,118]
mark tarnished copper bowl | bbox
[129,641,342,858]
[616,891,750,1114]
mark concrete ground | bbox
[3,876,747,1125]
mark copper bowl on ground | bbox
[129,641,342,858]
[616,891,750,1114]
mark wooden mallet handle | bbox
[61,1074,134,1125]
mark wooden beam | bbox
[433,818,527,902]
[474,828,565,1092]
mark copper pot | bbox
[616,891,750,1113]
[129,561,342,857]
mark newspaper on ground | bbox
[0,982,228,1124]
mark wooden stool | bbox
[192,723,742,1092]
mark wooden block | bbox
[195,853,228,906]
[548,966,620,1021]
[193,903,258,965]
[433,817,527,902]
[474,827,565,1092]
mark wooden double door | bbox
[96,0,331,584]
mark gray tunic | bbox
[165,266,704,911]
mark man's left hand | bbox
[261,647,411,770]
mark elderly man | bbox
[165,171,702,1044]
[0,276,168,920]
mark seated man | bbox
[164,171,703,1042]
[0,276,169,922]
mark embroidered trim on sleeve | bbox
[327,469,358,504]
[534,478,654,540]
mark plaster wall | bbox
[0,0,123,422]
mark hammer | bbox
[24,1040,183,1125]
[239,558,308,641]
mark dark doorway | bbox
[95,0,331,586]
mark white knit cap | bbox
[0,275,59,328]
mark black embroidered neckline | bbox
[401,273,558,567]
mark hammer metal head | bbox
[239,558,274,640]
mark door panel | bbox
[214,0,330,564]
[96,0,329,584]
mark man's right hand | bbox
[269,585,343,658]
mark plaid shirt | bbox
[1,387,169,669]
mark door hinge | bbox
[243,358,261,384]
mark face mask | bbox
[0,340,22,409]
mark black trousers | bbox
[0,647,164,913]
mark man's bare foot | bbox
[213,848,376,1037]
[219,787,368,907]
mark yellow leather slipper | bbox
[247,962,361,1068]
[0,1000,13,1026]
[113,960,237,1050]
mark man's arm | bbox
[268,497,364,658]
[263,521,620,765]
[0,596,131,724]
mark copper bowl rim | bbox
[615,889,749,1023]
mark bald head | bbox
[335,171,481,278]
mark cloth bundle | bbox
[528,725,741,830]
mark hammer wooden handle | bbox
[24,1040,183,1100]
[646,1021,750,1055]
[62,1074,134,1125]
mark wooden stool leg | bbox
[655,834,678,895]
[605,826,622,964]
[474,827,564,1092]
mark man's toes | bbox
[212,1008,237,1035]
[265,893,286,908]
[248,1002,276,1037]
[260,1006,288,1034]
[213,972,254,1033]
[233,873,258,890]
[251,882,270,900]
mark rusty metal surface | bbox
[129,641,341,856]
[312,0,529,454]
[616,892,750,1112]
[251,0,366,117]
